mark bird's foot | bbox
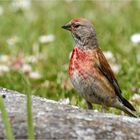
[86,100,93,110]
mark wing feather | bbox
[96,48,135,111]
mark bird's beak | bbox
[62,22,71,31]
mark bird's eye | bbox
[75,24,80,28]
[72,23,80,28]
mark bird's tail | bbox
[121,106,137,118]
[117,97,138,118]
[121,97,136,111]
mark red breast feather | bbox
[69,47,97,80]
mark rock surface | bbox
[0,88,140,139]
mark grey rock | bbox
[0,88,140,139]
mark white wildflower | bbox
[38,34,55,44]
[0,55,10,63]
[103,51,114,60]
[21,64,32,74]
[0,65,10,75]
[29,71,42,79]
[11,0,31,11]
[7,36,19,46]
[111,64,120,74]
[131,94,140,100]
[131,94,140,104]
[0,6,4,16]
[130,33,140,45]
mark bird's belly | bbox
[70,69,116,106]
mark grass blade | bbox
[0,95,15,140]
[27,92,35,139]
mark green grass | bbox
[0,91,35,139]
[0,96,15,140]
[25,77,35,140]
[27,92,35,140]
[0,0,140,114]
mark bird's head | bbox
[62,18,98,48]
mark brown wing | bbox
[96,48,135,111]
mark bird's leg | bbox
[101,104,107,113]
[86,100,93,110]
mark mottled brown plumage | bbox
[62,18,137,117]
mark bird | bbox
[62,18,137,117]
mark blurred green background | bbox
[0,0,140,115]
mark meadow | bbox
[0,0,140,115]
